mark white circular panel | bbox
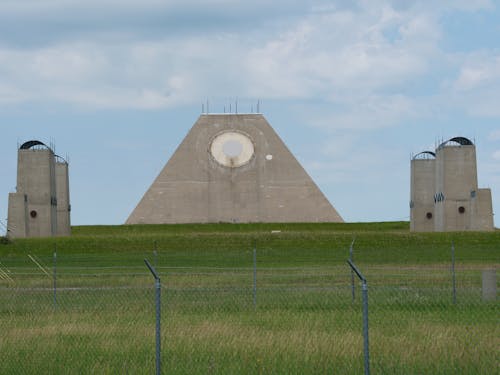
[210,131,254,168]
[223,140,243,157]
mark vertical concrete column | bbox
[7,193,29,238]
[482,269,497,301]
[410,155,435,232]
[8,141,71,238]
[18,148,56,237]
[435,143,478,231]
[56,161,71,236]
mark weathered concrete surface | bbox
[482,269,497,301]
[435,145,478,232]
[56,161,71,236]
[14,148,57,237]
[7,192,28,238]
[410,158,435,232]
[471,188,494,231]
[7,144,71,238]
[410,139,494,232]
[127,114,343,224]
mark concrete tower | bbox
[410,151,436,232]
[7,141,71,238]
[127,114,343,224]
[434,138,478,231]
[410,137,494,232]
[55,156,71,236]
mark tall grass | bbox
[2,291,497,374]
[1,222,499,266]
[0,223,498,374]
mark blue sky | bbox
[1,0,499,229]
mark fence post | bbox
[153,240,158,269]
[53,244,57,311]
[253,243,257,309]
[361,279,369,375]
[145,259,161,375]
[482,269,497,301]
[451,241,456,305]
[349,238,356,303]
[347,259,370,375]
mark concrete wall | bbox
[56,161,71,236]
[411,139,494,232]
[410,158,435,232]
[7,143,72,238]
[7,192,28,238]
[15,148,57,237]
[435,145,477,231]
[470,188,494,231]
[127,114,343,224]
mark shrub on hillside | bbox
[0,236,11,245]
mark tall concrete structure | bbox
[127,114,343,224]
[7,141,71,238]
[410,137,493,232]
[55,157,71,236]
[410,151,436,232]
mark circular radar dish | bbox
[210,131,255,168]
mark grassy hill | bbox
[1,221,498,374]
[1,222,498,266]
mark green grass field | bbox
[0,222,498,374]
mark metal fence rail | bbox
[0,252,497,374]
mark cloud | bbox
[453,54,500,91]
[0,0,497,122]
[447,53,500,118]
[0,84,30,103]
[0,40,203,107]
[489,130,500,141]
[0,1,318,47]
[0,2,439,104]
[306,94,416,130]
[442,0,494,12]
[244,4,438,99]
[493,150,500,161]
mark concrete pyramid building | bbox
[127,114,343,224]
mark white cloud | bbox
[489,130,500,141]
[0,0,497,124]
[492,150,500,161]
[243,5,437,100]
[306,94,416,130]
[443,0,494,12]
[454,54,500,91]
[0,2,439,110]
[0,40,203,108]
[435,51,500,118]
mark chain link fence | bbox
[0,249,498,374]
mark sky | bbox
[1,0,499,229]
